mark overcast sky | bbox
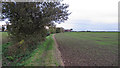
[0,0,119,31]
[56,0,120,31]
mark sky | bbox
[0,0,119,31]
[0,19,9,26]
[56,0,120,31]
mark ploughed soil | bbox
[55,32,118,66]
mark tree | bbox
[2,1,71,65]
[2,25,5,32]
[2,2,70,43]
[70,28,73,31]
[48,22,56,34]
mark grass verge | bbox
[22,34,59,66]
[2,33,60,66]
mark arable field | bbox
[0,32,8,43]
[1,32,8,44]
[55,32,118,66]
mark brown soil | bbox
[55,33,118,66]
[103,37,109,38]
[53,34,64,66]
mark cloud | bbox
[0,21,6,26]
[56,0,119,31]
[56,19,118,31]
[66,0,119,23]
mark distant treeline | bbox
[71,31,120,32]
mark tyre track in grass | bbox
[53,34,64,66]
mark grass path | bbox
[23,34,61,66]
